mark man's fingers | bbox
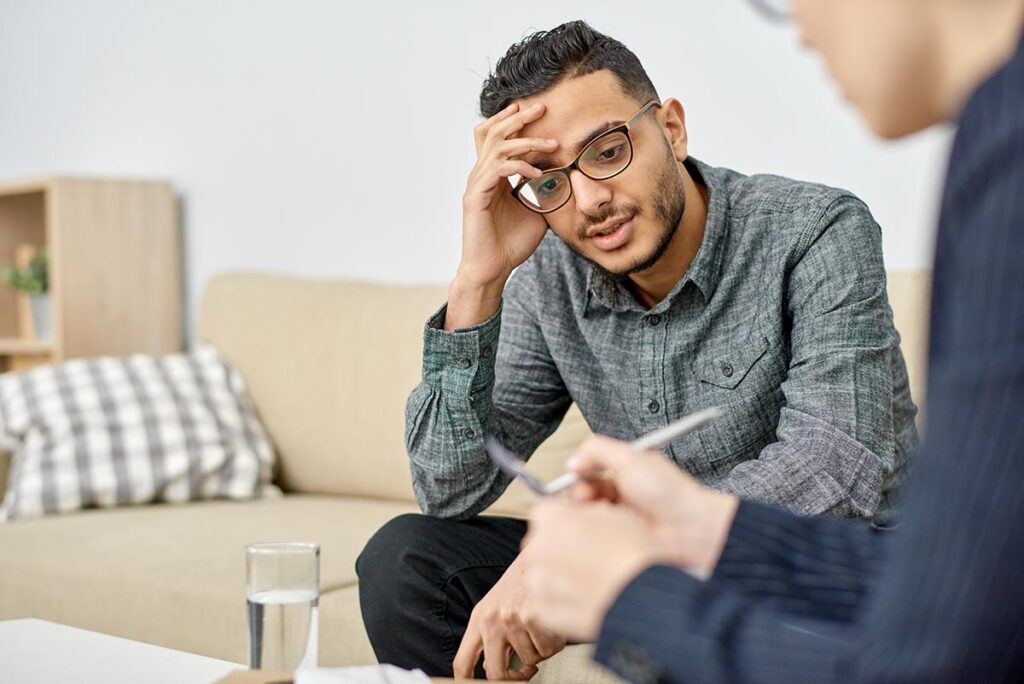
[505,625,543,668]
[494,136,559,161]
[452,623,483,679]
[493,160,544,183]
[474,102,519,152]
[481,630,511,681]
[508,664,540,680]
[522,609,566,661]
[484,102,547,149]
[466,160,542,208]
[530,630,567,660]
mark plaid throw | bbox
[0,344,279,522]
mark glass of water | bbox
[246,542,320,671]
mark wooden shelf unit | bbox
[0,177,181,372]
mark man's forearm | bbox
[406,304,507,519]
[444,271,508,331]
[715,410,887,519]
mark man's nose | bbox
[569,170,612,216]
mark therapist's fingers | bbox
[566,434,644,473]
[570,477,618,503]
[568,435,693,516]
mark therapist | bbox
[522,0,1024,681]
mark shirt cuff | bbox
[421,302,502,391]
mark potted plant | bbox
[3,248,51,341]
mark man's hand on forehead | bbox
[446,98,557,332]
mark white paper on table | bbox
[295,664,432,684]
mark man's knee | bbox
[357,513,447,605]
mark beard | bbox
[565,150,687,280]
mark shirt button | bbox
[463,427,476,439]
[647,400,660,414]
[721,363,734,378]
[481,345,492,358]
[455,356,472,369]
[647,315,661,326]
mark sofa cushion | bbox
[0,491,622,680]
[886,270,932,416]
[0,345,278,521]
[0,494,418,660]
[198,274,445,502]
[197,274,592,514]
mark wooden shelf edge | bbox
[0,338,54,355]
[0,176,178,200]
[0,178,53,197]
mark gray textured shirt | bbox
[407,159,918,525]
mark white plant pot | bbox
[29,293,52,341]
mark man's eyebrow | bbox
[528,119,622,171]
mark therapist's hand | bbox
[522,500,672,642]
[567,435,739,577]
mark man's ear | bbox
[658,98,688,162]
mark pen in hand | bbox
[484,406,723,497]
[543,406,723,495]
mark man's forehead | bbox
[515,71,639,145]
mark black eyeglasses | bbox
[511,100,661,214]
[747,0,791,22]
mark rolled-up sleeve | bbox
[716,196,913,520]
[405,262,572,519]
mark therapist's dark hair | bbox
[479,20,659,118]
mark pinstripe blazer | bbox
[592,36,1024,684]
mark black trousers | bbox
[355,513,527,678]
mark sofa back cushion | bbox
[197,270,932,514]
[886,270,932,413]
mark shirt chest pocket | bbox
[690,335,782,471]
[695,335,772,391]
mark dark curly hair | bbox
[479,20,659,118]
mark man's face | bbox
[792,0,943,139]
[515,70,686,278]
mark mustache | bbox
[575,203,641,240]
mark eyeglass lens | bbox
[516,130,633,212]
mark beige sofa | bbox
[0,270,931,682]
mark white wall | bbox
[0,0,952,339]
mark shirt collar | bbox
[585,157,729,313]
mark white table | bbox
[0,618,245,684]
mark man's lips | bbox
[588,215,635,252]
[586,215,632,239]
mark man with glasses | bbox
[357,19,917,680]
[521,0,1024,681]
